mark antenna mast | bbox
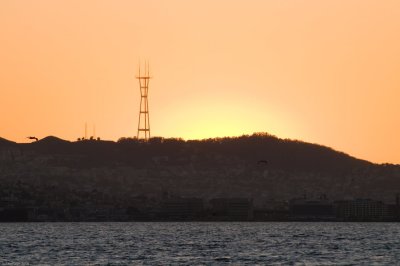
[136,61,151,140]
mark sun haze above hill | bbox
[0,1,399,164]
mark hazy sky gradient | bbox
[1,0,399,164]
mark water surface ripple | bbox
[1,222,400,265]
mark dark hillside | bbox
[0,137,16,147]
[21,133,371,174]
[186,134,371,174]
[1,133,399,205]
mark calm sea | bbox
[0,222,399,265]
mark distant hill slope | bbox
[0,137,16,147]
[14,133,374,173]
[36,136,70,144]
[1,133,399,203]
[23,136,71,153]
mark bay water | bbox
[1,222,399,265]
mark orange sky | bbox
[1,0,399,164]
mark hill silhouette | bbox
[19,133,372,174]
[0,137,16,147]
[24,136,71,153]
[36,135,70,144]
[1,133,399,203]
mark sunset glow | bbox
[1,0,400,164]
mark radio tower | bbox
[136,61,151,140]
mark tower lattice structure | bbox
[136,62,151,140]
